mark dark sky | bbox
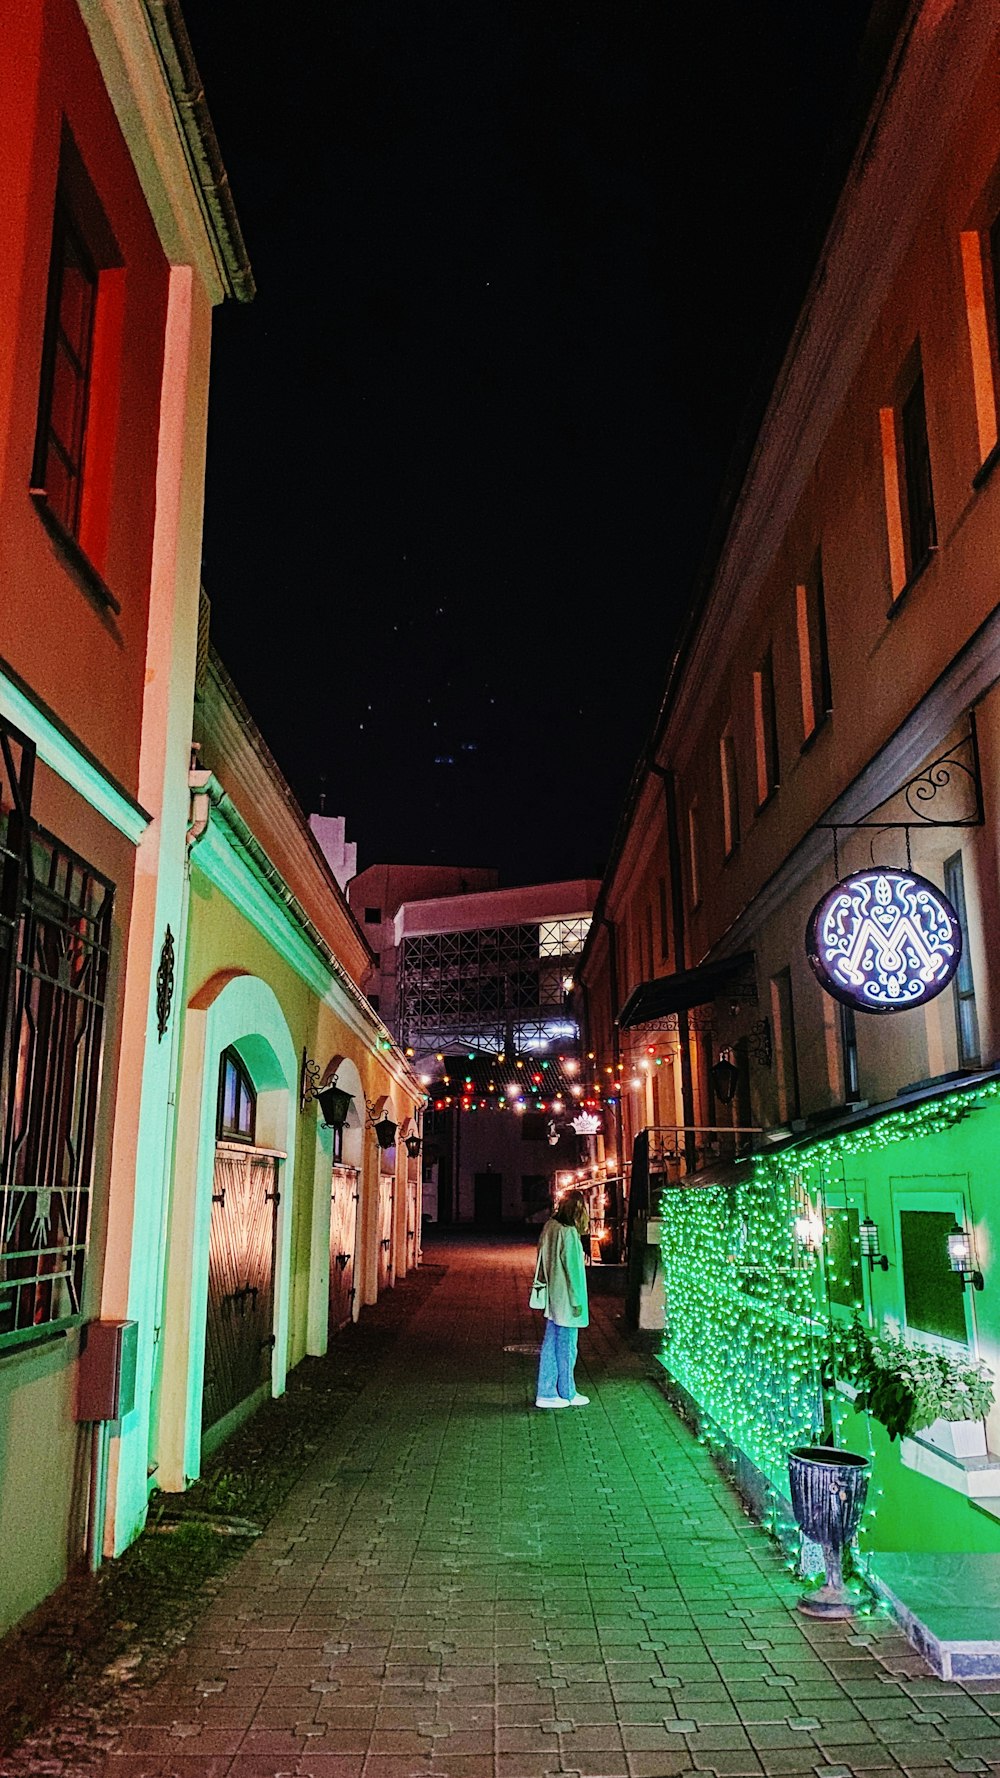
[186,1,873,886]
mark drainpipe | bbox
[147,747,214,1488]
[649,763,696,1174]
[600,917,626,1260]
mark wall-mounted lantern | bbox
[710,1050,739,1105]
[858,1216,889,1272]
[318,1085,354,1130]
[947,1220,984,1291]
[404,1134,422,1159]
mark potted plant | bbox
[840,1317,994,1455]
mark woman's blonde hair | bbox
[554,1188,589,1236]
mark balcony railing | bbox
[643,1123,762,1181]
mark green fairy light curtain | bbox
[658,1168,824,1486]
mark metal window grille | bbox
[0,722,113,1348]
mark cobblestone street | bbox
[5,1237,1000,1778]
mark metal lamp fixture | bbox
[404,1134,422,1159]
[374,1115,398,1150]
[317,1084,353,1130]
[710,1050,739,1105]
[858,1216,889,1272]
[947,1219,984,1291]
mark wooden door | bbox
[329,1163,359,1331]
[377,1172,394,1291]
[202,1143,280,1437]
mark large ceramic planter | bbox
[788,1445,870,1619]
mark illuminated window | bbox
[538,917,589,958]
[719,729,740,856]
[944,852,980,1068]
[795,557,832,741]
[752,649,779,806]
[218,1048,256,1143]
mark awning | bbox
[618,952,756,1029]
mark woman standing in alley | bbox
[529,1188,590,1408]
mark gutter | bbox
[142,0,256,302]
[190,771,420,1092]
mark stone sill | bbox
[900,1430,1000,1504]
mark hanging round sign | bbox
[805,869,961,1014]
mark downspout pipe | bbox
[648,762,697,1174]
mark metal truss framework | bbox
[398,918,589,1054]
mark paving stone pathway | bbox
[8,1237,1000,1778]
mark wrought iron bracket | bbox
[156,924,175,1041]
[300,1049,322,1113]
[818,719,984,861]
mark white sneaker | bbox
[568,1394,589,1407]
[535,1395,569,1408]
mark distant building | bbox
[347,862,499,1026]
[384,878,601,1225]
[309,812,357,890]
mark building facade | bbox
[579,0,1000,1626]
[0,0,251,1634]
[154,642,423,1494]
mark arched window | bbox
[217,1047,256,1142]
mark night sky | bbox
[186,1,873,887]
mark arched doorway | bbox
[202,1046,283,1446]
[327,1056,364,1333]
[156,973,297,1491]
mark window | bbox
[687,800,701,908]
[32,198,98,539]
[368,993,380,1013]
[752,649,779,806]
[644,905,654,977]
[770,967,800,1123]
[959,224,1000,468]
[719,729,740,855]
[370,952,380,971]
[827,1207,864,1312]
[900,370,937,575]
[795,558,832,741]
[840,1000,859,1102]
[0,720,114,1347]
[364,907,381,924]
[944,852,980,1067]
[657,876,669,957]
[218,1048,256,1142]
[899,1207,968,1347]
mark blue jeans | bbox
[537,1320,578,1400]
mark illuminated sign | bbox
[806,869,961,1014]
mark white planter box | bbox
[921,1417,988,1460]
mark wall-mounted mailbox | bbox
[76,1319,138,1423]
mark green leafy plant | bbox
[839,1317,994,1442]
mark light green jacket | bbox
[532,1218,589,1328]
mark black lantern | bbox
[405,1134,422,1159]
[858,1216,889,1272]
[710,1052,739,1105]
[947,1219,984,1291]
[317,1085,353,1129]
[375,1116,398,1150]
